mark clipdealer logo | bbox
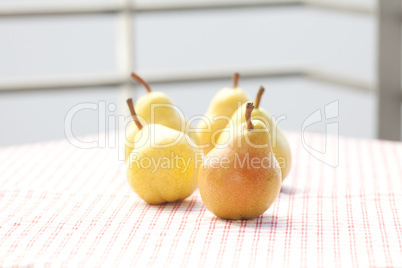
[64,100,340,168]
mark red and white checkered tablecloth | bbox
[0,132,401,267]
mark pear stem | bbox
[131,72,152,93]
[126,98,143,130]
[245,102,254,130]
[255,86,265,109]
[233,73,240,89]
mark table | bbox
[0,132,401,267]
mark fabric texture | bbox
[0,132,401,267]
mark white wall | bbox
[0,4,376,147]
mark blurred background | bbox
[0,0,401,147]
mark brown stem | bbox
[245,102,254,130]
[233,73,240,89]
[131,72,152,93]
[255,86,265,109]
[126,98,143,130]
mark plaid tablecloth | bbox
[0,132,401,267]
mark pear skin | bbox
[127,124,200,204]
[125,117,200,161]
[197,73,249,155]
[135,91,183,131]
[125,121,141,161]
[199,102,282,220]
[217,87,291,180]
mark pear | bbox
[126,99,201,204]
[125,73,199,160]
[197,73,249,155]
[131,73,183,130]
[217,86,291,180]
[198,102,281,220]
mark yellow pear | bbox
[125,73,199,160]
[217,86,291,180]
[199,102,282,220]
[131,73,183,130]
[197,73,249,155]
[126,99,201,204]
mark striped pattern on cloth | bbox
[0,132,401,267]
